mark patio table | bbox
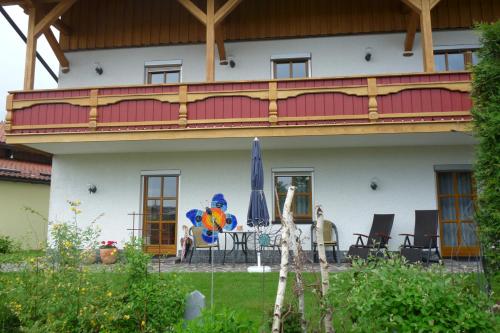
[222,231,256,264]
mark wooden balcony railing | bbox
[5,72,472,140]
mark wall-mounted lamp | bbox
[94,62,103,75]
[365,47,373,62]
[220,58,236,68]
[370,177,379,191]
[88,184,97,194]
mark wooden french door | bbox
[143,176,178,255]
[436,171,479,257]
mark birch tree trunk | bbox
[315,205,335,333]
[288,215,307,332]
[272,186,295,333]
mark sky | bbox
[0,6,59,120]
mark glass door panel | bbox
[143,176,178,254]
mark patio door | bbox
[142,175,178,255]
[436,171,479,257]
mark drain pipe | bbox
[0,6,58,83]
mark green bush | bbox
[175,309,254,333]
[327,257,497,332]
[0,235,17,254]
[0,203,187,332]
[472,21,500,276]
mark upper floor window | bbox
[145,60,182,84]
[273,170,313,223]
[434,49,479,72]
[271,53,311,79]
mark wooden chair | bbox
[347,214,394,260]
[400,210,441,264]
[311,220,340,264]
[188,226,220,264]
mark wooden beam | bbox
[206,0,215,82]
[401,0,421,13]
[404,11,419,54]
[214,0,242,26]
[33,0,76,38]
[177,0,206,25]
[43,27,69,72]
[215,27,226,63]
[23,6,37,90]
[420,0,436,72]
[51,17,71,34]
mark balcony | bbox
[4,72,472,145]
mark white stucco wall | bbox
[48,145,474,252]
[58,30,479,88]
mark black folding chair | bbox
[347,214,394,260]
[400,210,441,264]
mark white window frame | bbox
[271,167,314,224]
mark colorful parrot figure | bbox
[186,193,237,243]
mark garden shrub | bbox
[472,21,500,276]
[0,202,188,332]
[327,257,497,333]
[0,235,17,254]
[175,308,254,333]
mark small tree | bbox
[471,22,500,277]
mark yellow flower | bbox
[123,315,130,320]
[141,320,146,327]
[107,291,112,297]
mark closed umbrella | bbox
[247,137,271,273]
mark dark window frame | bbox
[272,58,310,79]
[272,172,313,224]
[433,48,478,72]
[145,65,182,84]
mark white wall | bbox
[58,30,479,88]
[49,145,474,252]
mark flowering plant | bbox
[99,241,117,249]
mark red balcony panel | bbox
[13,89,90,100]
[188,82,268,92]
[278,94,368,116]
[98,85,178,95]
[13,104,88,126]
[378,90,472,114]
[97,100,179,123]
[188,96,268,120]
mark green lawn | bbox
[0,250,44,264]
[178,271,324,330]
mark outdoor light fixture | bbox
[229,59,236,68]
[94,62,103,75]
[88,184,97,194]
[370,177,379,191]
[365,47,373,62]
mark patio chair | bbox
[258,228,282,264]
[399,210,441,264]
[347,214,394,260]
[188,226,220,264]
[311,220,340,264]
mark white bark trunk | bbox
[272,186,295,333]
[288,214,307,332]
[315,205,335,333]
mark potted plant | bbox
[81,248,97,265]
[99,241,118,264]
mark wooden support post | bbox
[24,6,37,90]
[5,95,13,133]
[215,27,227,64]
[206,0,215,82]
[33,0,77,38]
[367,78,379,122]
[268,81,278,125]
[43,27,69,73]
[88,89,98,130]
[178,85,188,127]
[404,12,419,55]
[420,0,435,72]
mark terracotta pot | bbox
[99,248,118,264]
[81,249,97,265]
